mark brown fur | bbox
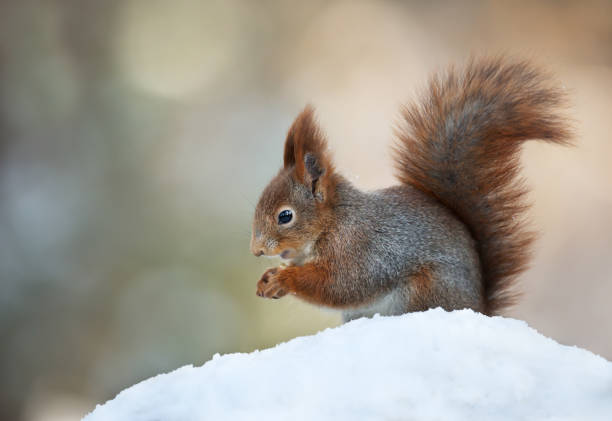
[251,107,342,265]
[393,56,572,314]
[257,263,340,306]
[285,105,339,205]
[406,266,436,312]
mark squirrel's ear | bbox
[303,152,327,201]
[283,128,296,168]
[285,105,335,202]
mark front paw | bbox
[256,267,288,299]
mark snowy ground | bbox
[83,309,612,421]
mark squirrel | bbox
[250,57,571,321]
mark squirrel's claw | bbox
[256,267,287,299]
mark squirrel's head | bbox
[251,106,337,263]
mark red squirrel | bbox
[250,57,571,321]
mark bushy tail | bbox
[394,57,572,315]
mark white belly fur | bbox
[341,288,407,322]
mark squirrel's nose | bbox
[250,233,265,256]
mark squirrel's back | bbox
[394,57,572,315]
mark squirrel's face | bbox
[251,169,320,262]
[251,106,336,263]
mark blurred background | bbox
[1,0,611,419]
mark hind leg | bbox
[407,263,484,313]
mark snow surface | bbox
[84,309,612,421]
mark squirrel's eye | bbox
[278,209,293,225]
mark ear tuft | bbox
[283,130,296,168]
[283,105,336,202]
[284,106,322,163]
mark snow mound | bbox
[84,309,612,421]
